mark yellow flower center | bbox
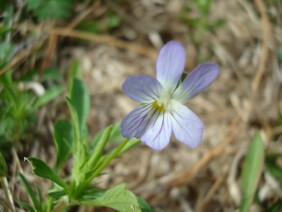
[152,90,173,112]
[152,100,165,112]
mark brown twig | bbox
[0,40,44,76]
[65,1,100,29]
[196,175,225,212]
[165,116,240,188]
[13,24,158,58]
[252,0,272,93]
[40,32,58,72]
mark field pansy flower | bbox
[121,41,219,150]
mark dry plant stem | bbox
[11,148,23,173]
[0,177,15,212]
[50,28,157,58]
[65,1,99,29]
[13,24,158,58]
[252,0,272,93]
[165,116,240,188]
[196,175,225,212]
[40,21,57,72]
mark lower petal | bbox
[141,112,172,151]
[170,101,203,148]
[121,104,158,139]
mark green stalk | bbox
[87,125,113,168]
[89,138,135,179]
[72,138,137,199]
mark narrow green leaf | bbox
[48,190,67,199]
[81,184,141,212]
[240,132,264,212]
[19,173,39,210]
[34,86,64,108]
[70,78,90,138]
[26,157,67,189]
[54,119,73,169]
[65,97,80,143]
[35,184,43,207]
[265,154,282,183]
[17,200,36,212]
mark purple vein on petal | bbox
[121,103,162,139]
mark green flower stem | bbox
[118,138,140,156]
[72,138,139,199]
[90,138,130,178]
[87,125,113,169]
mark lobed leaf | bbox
[81,184,142,212]
[26,157,67,189]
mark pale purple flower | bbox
[121,41,219,150]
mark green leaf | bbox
[240,132,264,212]
[0,41,13,62]
[68,60,82,89]
[65,97,80,142]
[266,154,282,183]
[70,78,90,138]
[43,68,63,81]
[17,200,36,212]
[19,173,40,210]
[26,157,67,189]
[81,184,142,212]
[34,86,64,108]
[137,197,155,212]
[54,119,73,170]
[48,190,67,199]
[27,0,73,20]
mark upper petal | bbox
[141,112,172,151]
[173,62,219,103]
[156,41,186,90]
[121,103,159,139]
[122,75,163,103]
[170,100,203,148]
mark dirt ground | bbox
[6,0,282,211]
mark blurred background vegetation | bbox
[0,0,282,211]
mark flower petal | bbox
[141,112,172,150]
[170,101,203,148]
[174,62,219,103]
[156,41,186,90]
[122,75,163,103]
[121,103,159,139]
